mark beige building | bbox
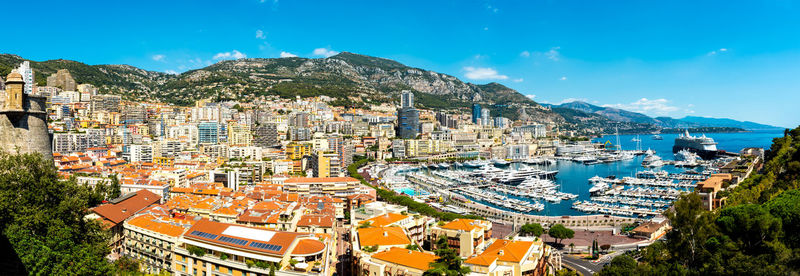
[429,219,493,257]
[173,220,329,275]
[360,212,432,245]
[464,238,554,276]
[123,212,193,274]
[282,177,361,198]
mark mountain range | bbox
[0,52,780,133]
[545,101,782,130]
[0,52,559,123]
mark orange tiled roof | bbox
[363,213,409,228]
[127,213,191,237]
[440,219,485,231]
[185,220,309,256]
[291,238,327,255]
[357,227,410,247]
[284,177,359,183]
[297,214,335,228]
[91,190,161,226]
[372,247,437,271]
[465,239,535,266]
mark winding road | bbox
[561,254,605,276]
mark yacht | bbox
[674,149,700,161]
[641,154,664,167]
[493,159,511,167]
[471,165,504,177]
[636,170,668,179]
[652,134,663,140]
[589,182,609,195]
[495,167,558,184]
[573,156,597,164]
[463,160,486,168]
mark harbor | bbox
[373,130,781,219]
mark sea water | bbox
[447,130,786,216]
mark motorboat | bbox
[493,159,511,167]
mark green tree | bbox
[663,193,719,268]
[548,224,574,245]
[555,268,579,276]
[423,236,471,276]
[109,174,121,199]
[765,189,800,248]
[0,152,113,275]
[520,223,544,237]
[114,256,141,274]
[358,221,372,229]
[597,255,637,276]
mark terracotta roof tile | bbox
[357,227,410,247]
[372,247,437,271]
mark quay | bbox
[449,199,638,228]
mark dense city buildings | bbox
[5,60,573,275]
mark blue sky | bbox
[3,0,799,127]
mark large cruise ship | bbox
[673,130,718,159]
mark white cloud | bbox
[280,51,297,58]
[164,70,178,75]
[559,76,567,81]
[255,29,266,39]
[313,47,339,57]
[707,48,729,56]
[520,51,530,58]
[213,50,247,60]
[152,54,165,61]
[513,78,524,83]
[486,4,499,13]
[463,67,509,80]
[546,47,561,61]
[526,94,536,100]
[602,98,680,116]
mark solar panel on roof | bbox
[190,230,219,240]
[218,236,249,246]
[249,242,282,251]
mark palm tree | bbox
[569,243,575,254]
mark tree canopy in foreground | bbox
[0,152,113,275]
[599,126,800,275]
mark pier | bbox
[449,199,639,228]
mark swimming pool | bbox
[395,187,429,196]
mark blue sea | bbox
[445,130,786,216]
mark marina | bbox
[378,130,783,218]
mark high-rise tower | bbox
[16,61,34,94]
[400,90,414,109]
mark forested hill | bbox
[598,126,800,275]
[0,52,562,123]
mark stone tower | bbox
[0,70,52,159]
